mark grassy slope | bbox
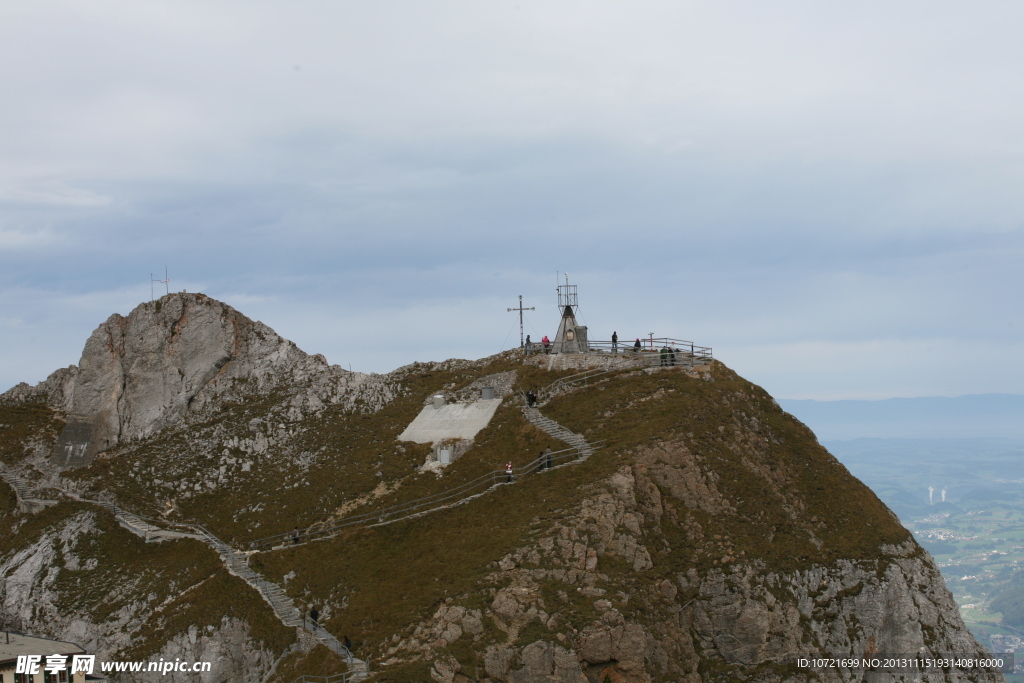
[66,356,579,545]
[4,356,913,679]
[251,361,910,674]
[0,400,64,467]
[0,483,293,661]
[542,361,910,570]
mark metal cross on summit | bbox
[508,295,535,348]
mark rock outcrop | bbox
[370,397,1001,683]
[0,508,282,682]
[7,293,387,468]
[381,457,999,682]
[0,296,1001,682]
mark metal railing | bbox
[527,337,711,361]
[76,493,200,536]
[290,672,365,683]
[73,492,362,670]
[585,337,712,363]
[0,464,59,504]
[10,477,369,676]
[530,368,619,404]
[587,337,712,356]
[249,442,599,550]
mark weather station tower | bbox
[552,273,588,354]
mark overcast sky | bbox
[1,1,1022,400]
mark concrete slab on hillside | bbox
[398,399,503,444]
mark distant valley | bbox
[779,394,1024,441]
[783,395,1024,679]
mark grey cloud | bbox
[1,1,1023,399]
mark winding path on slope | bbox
[0,466,367,680]
[0,398,599,682]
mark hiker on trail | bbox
[545,447,553,470]
[292,527,300,545]
[537,450,546,471]
[634,338,642,354]
[612,331,618,353]
[526,390,537,407]
[310,607,319,630]
[660,346,669,366]
[525,335,532,356]
[505,462,514,483]
[542,335,551,354]
[344,635,353,651]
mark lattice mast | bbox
[556,272,578,315]
[552,272,588,353]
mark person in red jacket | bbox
[505,462,513,483]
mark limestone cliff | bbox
[387,465,989,683]
[349,381,999,683]
[0,296,1003,682]
[8,293,391,468]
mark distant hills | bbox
[821,437,1024,519]
[778,394,1024,441]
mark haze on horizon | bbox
[1,1,1021,401]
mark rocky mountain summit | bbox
[7,293,394,468]
[0,294,1003,682]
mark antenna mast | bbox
[556,272,578,312]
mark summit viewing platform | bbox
[517,274,712,372]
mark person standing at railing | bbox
[545,447,553,470]
[525,334,533,356]
[634,338,641,354]
[537,450,546,471]
[542,335,551,354]
[292,527,300,545]
[612,331,618,354]
[505,462,513,483]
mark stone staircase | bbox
[0,402,596,683]
[0,465,34,501]
[194,527,299,626]
[70,492,204,543]
[84,494,166,538]
[522,407,594,460]
[0,399,600,683]
[0,465,59,513]
[250,400,603,551]
[2,470,368,680]
[176,526,369,679]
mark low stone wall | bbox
[522,353,644,372]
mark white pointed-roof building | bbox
[550,275,588,354]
